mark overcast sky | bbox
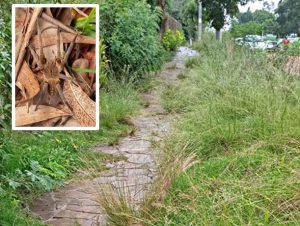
[239,0,281,12]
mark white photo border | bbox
[12,4,100,131]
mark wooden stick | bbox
[73,7,88,17]
[15,9,31,62]
[15,7,42,80]
[40,12,77,34]
[15,36,24,63]
[30,32,95,48]
[63,33,78,65]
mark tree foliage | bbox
[276,0,300,36]
[237,9,275,24]
[202,0,250,31]
[179,0,250,40]
[231,9,279,38]
[180,0,198,40]
[231,21,263,38]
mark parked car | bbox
[235,38,244,45]
[263,34,277,41]
[244,41,255,48]
[252,41,267,50]
[265,41,278,49]
[245,35,262,42]
[288,33,297,39]
[234,34,281,51]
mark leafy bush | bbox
[0,2,12,127]
[100,0,165,78]
[162,29,185,51]
[162,30,178,51]
[287,39,300,56]
[176,30,185,45]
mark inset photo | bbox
[12,4,99,130]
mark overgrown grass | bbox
[95,142,198,226]
[152,36,300,225]
[0,79,141,226]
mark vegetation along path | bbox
[29,47,199,226]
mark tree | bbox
[180,0,198,41]
[202,0,251,40]
[171,0,186,20]
[146,0,174,37]
[232,9,279,37]
[252,9,275,24]
[179,0,252,41]
[276,0,300,36]
[263,0,275,12]
[236,8,254,23]
[231,21,263,38]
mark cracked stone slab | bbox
[93,146,120,155]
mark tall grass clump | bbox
[154,35,300,225]
[95,143,198,226]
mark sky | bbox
[239,0,281,13]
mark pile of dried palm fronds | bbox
[14,6,97,127]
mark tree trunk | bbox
[159,0,167,39]
[216,29,222,41]
[160,15,168,38]
[198,0,202,41]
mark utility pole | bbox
[198,0,202,41]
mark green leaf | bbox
[7,179,21,190]
[71,67,96,73]
[74,8,96,37]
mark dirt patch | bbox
[285,56,300,76]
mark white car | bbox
[235,38,244,45]
[253,41,267,50]
[265,41,278,49]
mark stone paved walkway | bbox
[29,47,199,226]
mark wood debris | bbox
[14,6,97,128]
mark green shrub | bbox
[175,30,185,45]
[287,39,300,56]
[100,0,165,79]
[163,30,178,51]
[0,1,12,127]
[162,29,185,51]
